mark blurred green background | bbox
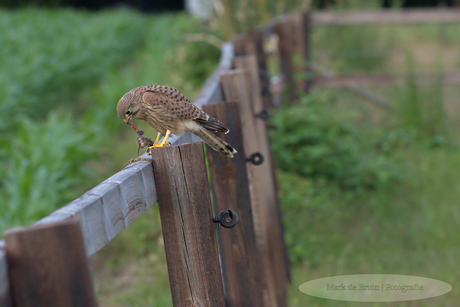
[1,0,460,306]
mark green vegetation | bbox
[270,91,398,192]
[0,8,144,231]
[0,8,145,128]
[276,20,460,307]
[2,3,460,307]
[0,9,219,233]
[283,144,460,306]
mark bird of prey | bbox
[117,85,237,158]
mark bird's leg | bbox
[146,132,162,155]
[147,130,171,153]
[159,130,171,146]
[153,132,162,144]
[147,130,171,152]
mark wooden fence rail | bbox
[1,7,459,307]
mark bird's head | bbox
[117,92,141,124]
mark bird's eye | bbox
[125,110,131,116]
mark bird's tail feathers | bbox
[195,117,229,134]
[194,126,237,158]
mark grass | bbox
[91,207,172,306]
[284,145,460,306]
[273,13,460,305]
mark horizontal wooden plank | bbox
[310,62,393,110]
[33,161,156,256]
[311,8,460,25]
[0,249,12,307]
[257,8,460,38]
[313,70,460,87]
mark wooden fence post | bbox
[233,56,291,280]
[275,12,311,101]
[3,218,97,307]
[233,31,273,109]
[232,55,290,285]
[150,143,226,307]
[203,102,263,307]
[220,70,289,307]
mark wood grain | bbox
[220,69,288,307]
[150,143,225,307]
[35,161,157,256]
[4,218,97,307]
[232,57,290,291]
[233,55,279,195]
[203,102,263,307]
[233,32,273,109]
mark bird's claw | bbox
[146,142,171,155]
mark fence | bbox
[1,7,460,307]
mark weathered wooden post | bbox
[150,143,226,307]
[233,31,273,109]
[4,218,97,307]
[203,102,263,307]
[233,54,290,283]
[275,12,311,101]
[220,70,289,307]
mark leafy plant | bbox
[0,8,146,131]
[0,112,99,232]
[270,91,398,192]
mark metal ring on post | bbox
[246,152,264,165]
[213,210,239,228]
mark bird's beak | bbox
[124,116,132,124]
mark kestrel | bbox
[117,85,237,158]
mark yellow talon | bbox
[147,130,171,155]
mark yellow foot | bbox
[146,142,171,155]
[128,157,148,164]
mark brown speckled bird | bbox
[117,85,237,158]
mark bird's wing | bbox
[142,86,205,121]
[142,86,229,133]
